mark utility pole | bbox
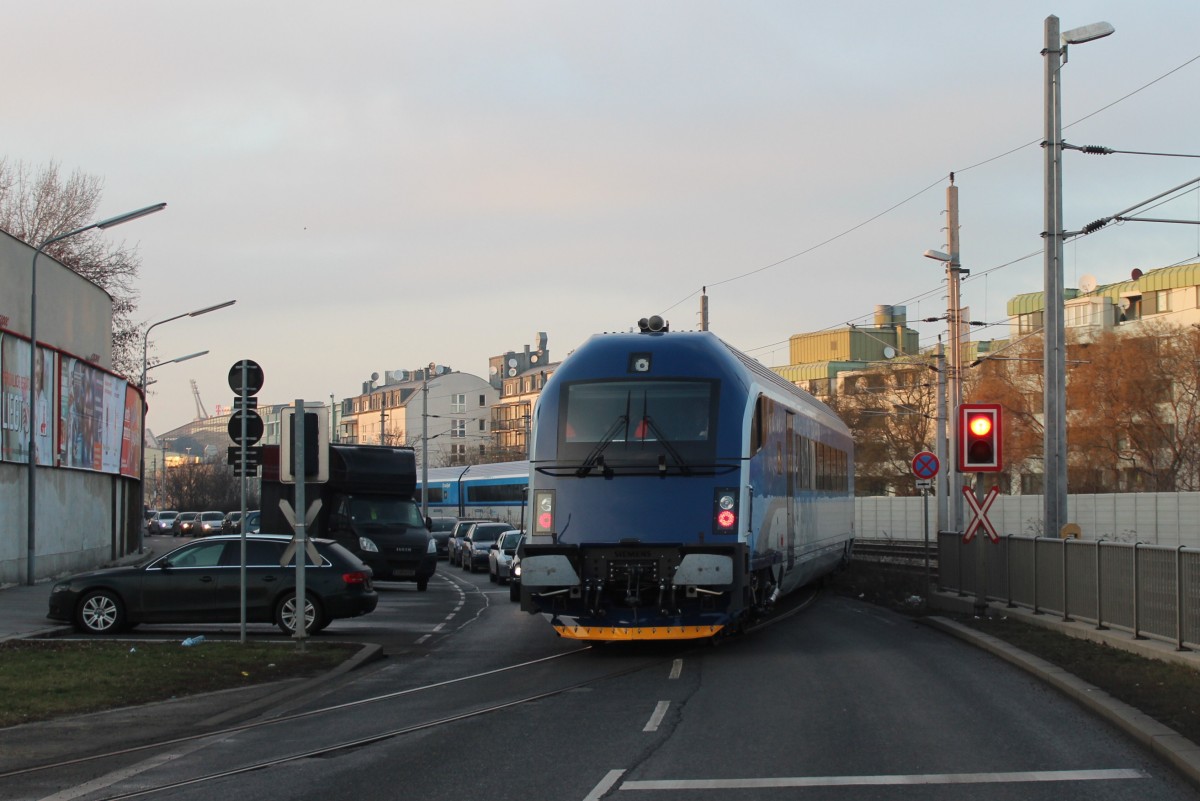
[935,340,948,534]
[699,287,709,331]
[379,389,386,446]
[946,178,965,535]
[1043,15,1115,539]
[925,178,966,533]
[421,364,434,521]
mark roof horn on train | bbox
[637,315,669,333]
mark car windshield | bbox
[348,497,425,527]
[202,512,223,521]
[499,532,522,549]
[473,527,509,542]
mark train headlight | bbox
[534,489,556,535]
[713,488,738,534]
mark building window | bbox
[479,419,485,431]
[451,394,466,413]
[451,419,465,439]
[479,394,485,406]
[1018,311,1044,335]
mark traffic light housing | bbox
[280,408,329,483]
[958,403,1002,472]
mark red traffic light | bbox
[958,403,1002,472]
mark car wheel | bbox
[276,592,322,636]
[510,582,519,602]
[417,578,429,592]
[489,567,496,583]
[466,558,474,573]
[76,589,125,634]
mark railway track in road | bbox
[1,578,822,800]
[852,538,938,571]
[0,563,825,801]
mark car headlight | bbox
[426,538,437,554]
[51,583,70,593]
[512,564,521,578]
[359,537,379,553]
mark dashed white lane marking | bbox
[415,634,432,644]
[668,659,682,680]
[642,701,670,732]
[583,769,625,801]
[618,768,1146,791]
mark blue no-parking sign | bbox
[911,451,940,480]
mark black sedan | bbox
[461,523,515,573]
[47,534,378,636]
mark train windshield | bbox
[558,379,718,472]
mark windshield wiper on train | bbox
[637,415,692,476]
[575,414,628,477]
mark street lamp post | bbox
[138,300,236,552]
[1043,16,1114,540]
[26,202,166,585]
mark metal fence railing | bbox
[937,532,1200,651]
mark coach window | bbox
[750,396,765,455]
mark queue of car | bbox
[146,510,261,538]
[55,510,523,637]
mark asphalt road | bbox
[4,555,1199,800]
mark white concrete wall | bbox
[856,491,1200,547]
[0,462,129,585]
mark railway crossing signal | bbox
[962,485,1001,543]
[958,403,1002,472]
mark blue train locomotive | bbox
[518,316,854,640]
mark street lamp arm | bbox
[147,350,209,371]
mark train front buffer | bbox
[518,542,746,640]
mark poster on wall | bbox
[120,384,142,478]
[0,335,56,466]
[1,333,30,463]
[60,356,105,470]
[33,347,55,466]
[102,373,124,473]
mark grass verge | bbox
[831,560,1200,746]
[0,639,357,728]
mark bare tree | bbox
[0,158,145,379]
[826,361,938,495]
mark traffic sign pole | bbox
[228,359,263,643]
[294,399,307,648]
[911,450,940,602]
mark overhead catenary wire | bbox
[672,50,1200,356]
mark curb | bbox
[924,616,1200,789]
[199,641,385,727]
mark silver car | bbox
[152,511,179,535]
[488,530,523,585]
[198,511,225,536]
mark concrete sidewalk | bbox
[0,543,157,642]
[0,581,65,642]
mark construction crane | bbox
[190,379,210,420]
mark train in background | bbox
[417,461,529,529]
[516,316,854,641]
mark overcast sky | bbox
[7,1,1200,436]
